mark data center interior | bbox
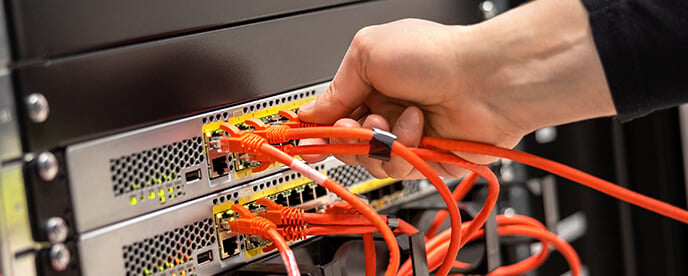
[1,1,687,275]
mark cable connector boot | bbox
[226,204,278,237]
[256,198,305,226]
[278,225,308,241]
[325,201,361,215]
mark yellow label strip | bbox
[229,96,316,125]
[212,171,325,214]
[348,178,397,194]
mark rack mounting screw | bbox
[46,217,68,243]
[25,93,50,123]
[480,1,497,19]
[37,152,59,181]
[49,243,70,271]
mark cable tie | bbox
[386,216,399,230]
[368,128,397,162]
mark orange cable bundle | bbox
[212,116,688,276]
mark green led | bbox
[149,192,156,199]
[160,196,166,203]
[129,197,137,205]
[168,187,174,193]
[144,269,150,275]
[131,183,138,189]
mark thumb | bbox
[298,43,374,124]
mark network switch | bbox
[77,158,434,276]
[66,83,325,233]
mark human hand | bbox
[297,19,527,178]
[298,0,615,179]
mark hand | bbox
[297,19,525,178]
[298,0,615,179]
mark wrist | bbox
[466,0,616,133]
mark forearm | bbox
[466,0,616,133]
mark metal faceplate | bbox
[0,9,17,162]
[66,82,327,233]
[679,104,688,207]
[0,162,38,276]
[0,72,19,162]
[78,156,437,276]
[79,158,338,276]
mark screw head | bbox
[535,127,557,144]
[49,243,70,271]
[46,217,68,243]
[25,93,50,123]
[480,1,497,19]
[36,152,59,181]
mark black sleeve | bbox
[581,0,688,121]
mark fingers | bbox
[382,106,424,178]
[298,27,376,124]
[331,118,364,166]
[358,115,391,179]
[298,138,329,163]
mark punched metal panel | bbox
[79,156,437,276]
[78,158,353,276]
[0,163,37,276]
[66,82,327,233]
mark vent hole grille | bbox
[123,218,214,276]
[328,165,373,187]
[110,137,204,197]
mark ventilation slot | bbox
[110,137,204,197]
[200,89,318,124]
[328,165,374,187]
[122,218,215,276]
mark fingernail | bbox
[299,102,314,114]
[397,107,421,130]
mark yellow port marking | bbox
[212,171,324,214]
[229,96,316,125]
[201,96,316,134]
[245,247,263,258]
[348,178,397,194]
[238,172,323,205]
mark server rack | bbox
[0,1,489,275]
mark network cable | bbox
[211,110,688,276]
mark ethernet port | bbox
[275,193,288,206]
[209,153,229,178]
[382,184,393,197]
[301,187,315,203]
[246,236,262,250]
[287,190,302,207]
[221,236,240,259]
[314,185,328,198]
[366,189,382,201]
[393,181,404,192]
[247,203,261,214]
